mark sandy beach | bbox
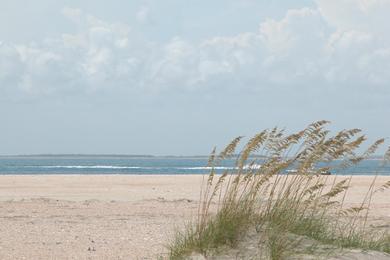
[0,175,389,259]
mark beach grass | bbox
[168,121,390,259]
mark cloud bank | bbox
[1,1,390,101]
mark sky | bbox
[0,0,390,155]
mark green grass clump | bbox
[169,202,253,258]
[168,121,390,259]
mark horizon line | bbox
[0,154,385,159]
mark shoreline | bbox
[0,173,389,175]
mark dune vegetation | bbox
[168,121,390,259]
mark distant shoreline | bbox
[0,154,210,159]
[0,154,386,160]
[0,173,389,176]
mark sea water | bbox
[0,155,389,175]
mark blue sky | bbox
[1,0,389,155]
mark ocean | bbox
[0,155,389,175]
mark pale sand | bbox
[0,175,389,259]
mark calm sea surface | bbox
[0,156,389,175]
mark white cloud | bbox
[136,6,150,24]
[1,1,390,101]
[62,7,83,24]
[0,44,25,98]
